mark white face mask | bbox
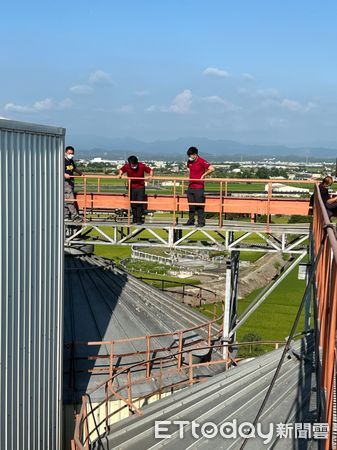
[188,156,195,162]
[66,153,74,160]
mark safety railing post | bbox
[109,342,114,383]
[219,181,223,227]
[177,331,183,370]
[188,352,193,385]
[146,336,151,378]
[208,322,212,346]
[83,176,87,223]
[127,370,133,415]
[267,181,272,227]
[83,396,90,450]
[173,179,177,225]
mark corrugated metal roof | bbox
[94,335,317,449]
[64,254,224,402]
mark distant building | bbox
[162,181,181,186]
[266,183,310,194]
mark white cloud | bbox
[69,84,93,95]
[281,98,316,113]
[33,98,54,111]
[118,104,134,113]
[202,96,240,111]
[58,98,73,109]
[4,97,72,113]
[167,89,192,113]
[4,103,34,113]
[89,70,113,85]
[203,67,229,77]
[242,73,255,81]
[135,90,149,97]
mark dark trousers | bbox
[130,187,146,222]
[326,202,337,218]
[64,181,79,219]
[187,188,205,225]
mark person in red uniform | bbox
[185,146,214,227]
[118,155,153,224]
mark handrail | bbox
[65,312,223,384]
[68,174,318,183]
[65,175,315,227]
[71,340,284,449]
[133,275,218,305]
[312,184,337,449]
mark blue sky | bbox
[1,0,337,146]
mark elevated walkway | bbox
[65,176,313,252]
[65,220,310,253]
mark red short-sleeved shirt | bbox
[120,162,152,188]
[187,156,210,188]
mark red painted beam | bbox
[76,193,311,216]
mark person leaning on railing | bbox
[315,176,337,219]
[64,145,83,222]
[118,155,153,225]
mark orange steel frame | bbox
[313,186,337,450]
[68,176,314,224]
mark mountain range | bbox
[69,135,337,161]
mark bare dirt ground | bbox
[167,253,285,305]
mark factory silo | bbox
[0,119,65,450]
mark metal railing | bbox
[65,175,315,226]
[71,340,285,450]
[66,313,223,387]
[133,275,218,305]
[313,185,337,449]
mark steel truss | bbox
[65,220,310,254]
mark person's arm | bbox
[74,168,83,176]
[327,196,337,204]
[146,169,154,180]
[201,164,215,179]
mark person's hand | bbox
[201,174,206,179]
[64,173,71,179]
[147,176,152,181]
[118,174,122,179]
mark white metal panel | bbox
[0,119,65,450]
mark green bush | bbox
[239,331,264,357]
[288,215,312,223]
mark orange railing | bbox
[71,340,284,450]
[66,313,223,384]
[313,185,337,449]
[65,175,315,226]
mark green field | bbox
[198,268,306,344]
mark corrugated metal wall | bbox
[0,119,65,450]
